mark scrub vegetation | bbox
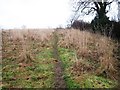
[2,29,119,89]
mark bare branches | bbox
[74,2,84,12]
[73,1,96,16]
[81,2,91,12]
[94,2,99,10]
[106,0,115,5]
[70,0,118,22]
[73,2,87,12]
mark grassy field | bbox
[1,29,119,88]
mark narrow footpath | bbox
[52,30,66,88]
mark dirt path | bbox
[52,30,66,88]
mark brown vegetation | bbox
[2,29,54,65]
[57,29,118,80]
[2,28,119,88]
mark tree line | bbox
[69,0,120,40]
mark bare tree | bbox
[118,1,120,21]
[71,0,118,20]
[71,0,119,34]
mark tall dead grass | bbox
[2,29,54,65]
[57,29,118,80]
[2,28,118,80]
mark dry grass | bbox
[2,28,118,88]
[2,29,54,65]
[2,29,55,88]
[2,29,118,74]
[57,29,118,80]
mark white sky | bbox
[0,0,118,29]
[0,0,72,29]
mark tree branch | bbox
[106,0,115,5]
[94,2,99,13]
[81,2,91,12]
[74,2,84,12]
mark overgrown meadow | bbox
[1,29,119,88]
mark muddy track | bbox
[52,30,66,88]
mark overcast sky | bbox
[0,0,118,29]
[0,0,72,29]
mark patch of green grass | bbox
[58,47,117,88]
[58,47,75,68]
[58,47,81,88]
[3,71,15,81]
[80,75,117,88]
[37,48,53,59]
[2,47,54,88]
[64,74,80,88]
